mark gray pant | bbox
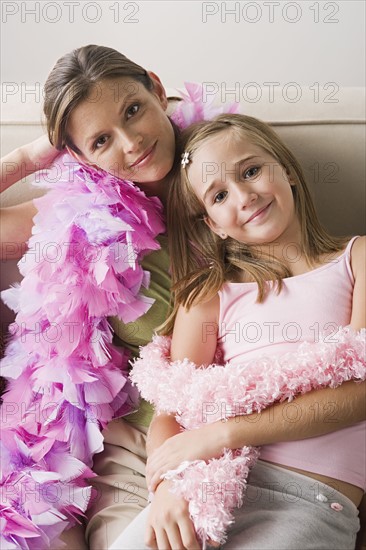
[110,460,360,550]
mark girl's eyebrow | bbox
[202,155,260,203]
[202,179,221,203]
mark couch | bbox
[0,85,365,547]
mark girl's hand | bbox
[145,480,200,550]
[146,426,223,492]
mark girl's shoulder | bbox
[176,293,220,325]
[172,294,220,364]
[350,235,366,279]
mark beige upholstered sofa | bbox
[1,86,365,322]
[0,86,365,547]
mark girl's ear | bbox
[284,166,296,187]
[148,71,168,110]
[204,216,227,239]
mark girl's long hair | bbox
[160,114,348,335]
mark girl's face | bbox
[67,75,176,196]
[187,129,300,247]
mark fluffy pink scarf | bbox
[131,327,366,546]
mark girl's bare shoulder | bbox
[350,235,366,278]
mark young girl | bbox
[115,114,365,550]
[1,49,364,549]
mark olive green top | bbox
[109,235,171,426]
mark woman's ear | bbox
[66,146,99,170]
[148,71,168,110]
[66,145,82,163]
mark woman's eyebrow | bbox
[84,92,138,148]
[85,129,107,148]
[117,91,136,116]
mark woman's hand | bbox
[26,134,60,170]
[145,480,200,550]
[146,426,224,492]
[1,135,59,193]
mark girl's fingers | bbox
[166,524,187,550]
[180,520,201,550]
[155,528,171,550]
[145,525,158,549]
[150,471,163,492]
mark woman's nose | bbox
[117,129,143,154]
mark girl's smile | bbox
[244,200,273,225]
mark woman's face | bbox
[67,75,176,195]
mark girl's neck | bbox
[251,221,304,272]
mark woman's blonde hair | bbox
[43,44,154,152]
[161,113,347,334]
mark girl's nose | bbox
[235,184,258,208]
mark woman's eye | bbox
[126,104,139,118]
[244,166,260,179]
[94,135,108,150]
[214,191,227,204]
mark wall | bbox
[1,0,365,96]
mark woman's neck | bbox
[137,177,169,210]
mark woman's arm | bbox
[0,201,38,260]
[1,135,59,192]
[1,136,60,259]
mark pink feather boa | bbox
[0,84,238,549]
[130,327,366,546]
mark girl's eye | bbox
[244,166,260,179]
[94,135,108,150]
[126,104,139,119]
[214,190,228,204]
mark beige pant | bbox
[85,418,149,550]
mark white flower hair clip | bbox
[181,151,191,168]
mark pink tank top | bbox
[218,237,365,489]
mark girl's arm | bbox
[350,235,366,330]
[148,238,366,482]
[217,236,366,452]
[144,297,219,550]
[146,295,219,481]
[1,136,60,259]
